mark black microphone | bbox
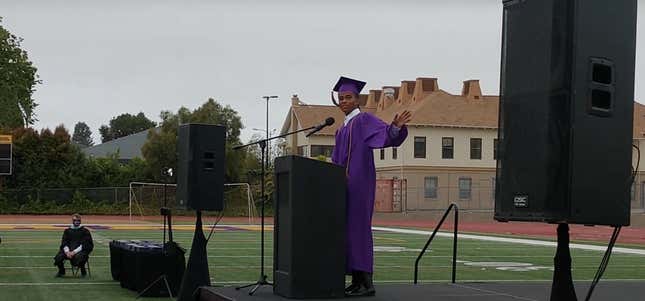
[306,117,335,137]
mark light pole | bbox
[262,96,278,163]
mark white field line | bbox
[0,282,118,286]
[209,279,645,284]
[4,265,645,269]
[372,227,645,256]
[2,279,644,287]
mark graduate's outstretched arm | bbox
[362,113,409,149]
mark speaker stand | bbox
[550,223,578,301]
[136,274,174,299]
[236,140,272,295]
[136,207,175,299]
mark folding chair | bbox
[70,258,91,278]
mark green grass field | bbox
[1,228,644,301]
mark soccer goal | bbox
[128,182,257,224]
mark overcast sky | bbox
[2,0,645,144]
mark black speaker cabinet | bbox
[177,123,226,211]
[273,155,346,299]
[495,0,637,226]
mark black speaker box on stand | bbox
[495,0,637,227]
[177,123,226,211]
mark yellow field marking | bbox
[374,236,407,243]
[0,224,274,231]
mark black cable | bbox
[632,144,640,180]
[584,226,620,301]
[584,144,639,300]
[206,211,225,242]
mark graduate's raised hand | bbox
[393,110,412,128]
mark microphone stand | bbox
[233,124,317,295]
[137,173,175,299]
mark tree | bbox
[0,17,40,129]
[142,98,246,182]
[8,125,89,188]
[72,122,93,148]
[99,112,156,143]
[7,125,152,190]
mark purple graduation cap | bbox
[331,76,367,106]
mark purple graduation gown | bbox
[331,112,408,273]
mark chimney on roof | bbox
[291,94,303,106]
[377,87,398,112]
[413,78,439,102]
[396,81,416,105]
[359,94,368,107]
[461,80,482,100]
[366,90,382,109]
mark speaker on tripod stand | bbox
[496,1,637,300]
[176,123,226,301]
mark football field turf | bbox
[1,227,644,301]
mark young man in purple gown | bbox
[331,76,412,297]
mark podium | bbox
[273,156,346,299]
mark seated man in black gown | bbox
[54,214,94,277]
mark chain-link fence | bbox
[403,184,495,212]
[399,184,645,212]
[0,187,130,215]
[0,184,257,218]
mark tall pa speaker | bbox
[177,123,226,211]
[495,0,637,226]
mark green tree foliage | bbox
[8,125,88,188]
[83,155,149,187]
[71,121,94,148]
[142,98,246,182]
[99,112,156,143]
[0,17,40,128]
[6,126,149,189]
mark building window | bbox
[442,137,454,159]
[494,138,499,160]
[424,177,438,198]
[297,146,305,156]
[380,149,385,160]
[392,147,398,160]
[459,177,472,199]
[310,145,334,158]
[631,182,636,201]
[470,138,482,160]
[414,137,426,158]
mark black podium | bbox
[273,156,347,299]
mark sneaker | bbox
[80,267,87,277]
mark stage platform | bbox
[197,281,644,301]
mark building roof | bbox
[281,104,345,136]
[283,78,645,138]
[82,127,157,160]
[377,90,499,129]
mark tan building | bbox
[280,77,645,212]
